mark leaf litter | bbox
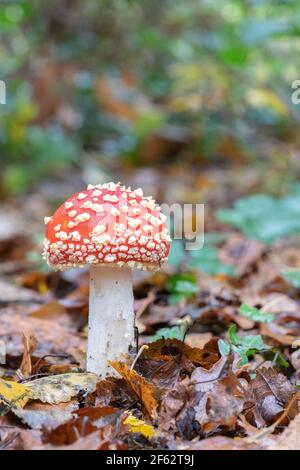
[2,179,300,450]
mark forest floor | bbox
[1,163,300,450]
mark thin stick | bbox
[242,391,300,444]
[130,345,149,371]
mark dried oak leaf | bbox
[250,367,297,426]
[109,361,158,419]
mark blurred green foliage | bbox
[167,236,234,275]
[1,0,300,193]
[221,324,267,366]
[166,272,199,304]
[217,185,300,243]
[238,303,275,323]
[151,324,186,341]
[281,270,300,288]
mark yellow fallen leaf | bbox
[246,88,288,116]
[0,378,31,412]
[124,412,155,439]
[26,373,98,404]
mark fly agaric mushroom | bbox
[43,182,171,376]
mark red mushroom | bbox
[43,182,170,376]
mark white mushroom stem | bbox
[87,266,135,376]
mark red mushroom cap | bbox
[43,182,171,271]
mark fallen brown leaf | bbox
[159,381,197,439]
[34,430,103,450]
[44,406,118,445]
[250,367,297,426]
[219,234,265,277]
[19,333,37,378]
[195,372,247,433]
[267,412,300,450]
[109,361,158,419]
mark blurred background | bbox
[2,0,300,290]
[3,2,300,448]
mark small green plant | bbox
[218,324,268,366]
[151,324,186,342]
[216,186,300,244]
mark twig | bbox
[0,432,20,450]
[31,353,71,374]
[130,345,149,371]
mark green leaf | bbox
[151,325,185,342]
[227,324,267,366]
[168,293,187,305]
[239,303,274,323]
[134,110,165,139]
[275,351,290,369]
[231,346,249,366]
[218,339,231,356]
[282,270,300,288]
[238,335,265,351]
[189,246,235,276]
[166,273,199,302]
[228,324,239,345]
[216,187,300,244]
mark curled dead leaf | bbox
[19,333,37,378]
[109,361,158,419]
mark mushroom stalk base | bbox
[87,266,135,376]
